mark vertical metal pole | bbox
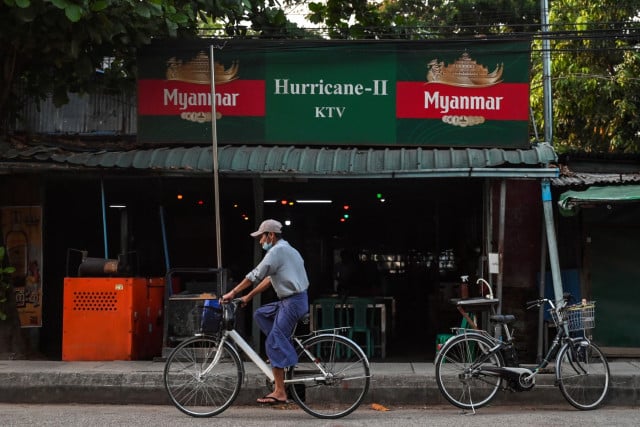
[496,180,506,316]
[120,208,128,262]
[251,177,264,350]
[478,182,486,279]
[100,178,109,258]
[484,179,493,279]
[541,0,553,144]
[210,45,223,269]
[159,206,170,272]
[542,179,564,306]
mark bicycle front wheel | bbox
[164,336,243,417]
[435,333,504,410]
[556,340,610,410]
[287,334,370,419]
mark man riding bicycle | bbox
[222,219,310,405]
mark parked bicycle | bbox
[435,294,610,412]
[163,298,371,419]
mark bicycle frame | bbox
[457,300,592,387]
[207,326,355,385]
[213,330,273,381]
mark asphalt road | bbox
[2,404,638,427]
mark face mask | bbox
[262,235,273,251]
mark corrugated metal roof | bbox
[551,171,640,187]
[14,91,136,135]
[1,143,559,178]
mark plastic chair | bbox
[312,297,343,330]
[312,297,344,357]
[346,297,375,358]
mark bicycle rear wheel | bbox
[287,334,370,419]
[556,340,610,410]
[164,336,243,417]
[435,333,504,410]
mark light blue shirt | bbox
[245,239,309,299]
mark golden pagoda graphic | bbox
[426,52,503,87]
[165,51,239,123]
[166,51,239,85]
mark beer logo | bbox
[165,51,239,122]
[426,52,503,128]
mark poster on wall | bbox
[138,39,531,148]
[0,206,42,328]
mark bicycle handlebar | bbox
[525,292,575,311]
[526,298,546,309]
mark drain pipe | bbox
[100,178,109,259]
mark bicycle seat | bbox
[490,314,516,324]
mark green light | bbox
[376,193,382,199]
[343,214,350,219]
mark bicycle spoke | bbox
[557,341,610,410]
[288,334,370,419]
[164,337,243,417]
[436,334,503,411]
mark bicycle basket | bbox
[550,301,596,332]
[189,299,222,335]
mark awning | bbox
[558,184,640,216]
[1,143,559,179]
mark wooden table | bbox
[168,292,217,301]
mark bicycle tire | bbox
[435,333,504,410]
[287,334,370,419]
[164,336,243,417]
[556,340,610,410]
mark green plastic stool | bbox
[435,333,454,353]
[435,315,475,355]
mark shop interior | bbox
[41,175,485,361]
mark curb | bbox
[1,369,637,407]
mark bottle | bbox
[460,275,469,299]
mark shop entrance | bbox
[259,178,484,360]
[40,175,484,361]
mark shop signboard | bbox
[138,39,530,148]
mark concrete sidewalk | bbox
[1,359,639,407]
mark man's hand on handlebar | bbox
[221,292,250,308]
[221,291,236,303]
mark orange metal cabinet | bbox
[142,277,165,359]
[62,277,164,361]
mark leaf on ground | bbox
[371,403,390,411]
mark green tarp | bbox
[558,184,640,216]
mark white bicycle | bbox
[164,298,371,419]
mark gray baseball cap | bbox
[250,219,283,237]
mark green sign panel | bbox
[138,39,531,148]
